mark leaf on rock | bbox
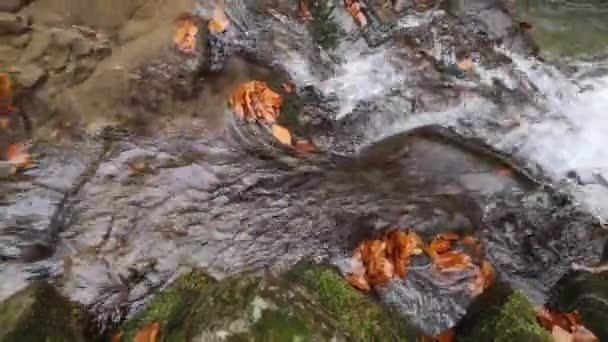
[433,250,472,271]
[7,144,32,169]
[435,328,455,342]
[344,0,368,27]
[437,232,460,241]
[174,14,198,54]
[346,273,371,291]
[229,81,283,123]
[0,73,13,116]
[294,139,317,154]
[208,7,230,33]
[430,237,452,254]
[536,307,598,341]
[457,57,474,72]
[298,0,312,20]
[134,322,160,342]
[272,124,292,146]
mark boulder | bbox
[0,281,87,342]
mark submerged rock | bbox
[119,263,420,341]
[0,281,87,342]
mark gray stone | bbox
[13,63,46,88]
[19,30,50,64]
[0,12,28,34]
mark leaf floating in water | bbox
[294,139,317,154]
[208,6,230,33]
[174,14,198,54]
[433,250,472,271]
[344,0,368,27]
[271,124,292,146]
[134,321,160,342]
[229,81,283,123]
[298,0,312,20]
[7,144,32,170]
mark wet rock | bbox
[547,269,608,341]
[120,263,419,341]
[19,30,51,64]
[455,282,552,341]
[0,0,27,13]
[12,63,46,88]
[0,281,87,342]
[0,12,28,34]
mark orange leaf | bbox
[469,260,495,297]
[272,124,292,146]
[460,235,478,246]
[229,81,282,124]
[7,144,32,169]
[174,14,198,54]
[346,273,371,291]
[430,238,452,254]
[435,328,455,342]
[344,0,367,27]
[134,322,160,342]
[434,251,472,271]
[110,330,123,342]
[294,139,317,154]
[208,7,230,33]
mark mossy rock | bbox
[0,281,87,342]
[120,263,420,341]
[455,282,552,342]
[547,270,608,341]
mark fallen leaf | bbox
[457,57,474,72]
[294,139,317,154]
[346,273,371,291]
[564,311,582,327]
[0,73,14,116]
[134,322,160,342]
[281,81,295,93]
[298,0,312,20]
[435,328,455,342]
[208,7,230,33]
[174,14,198,54]
[434,250,472,271]
[469,260,496,297]
[460,235,478,246]
[7,144,32,169]
[437,232,460,241]
[110,330,123,342]
[229,81,283,123]
[272,124,292,146]
[430,237,452,254]
[344,0,368,27]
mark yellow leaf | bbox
[272,124,292,146]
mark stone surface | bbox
[0,0,26,13]
[0,281,86,342]
[12,63,46,88]
[0,12,28,34]
[19,30,51,63]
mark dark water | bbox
[1,0,607,335]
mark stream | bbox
[1,0,608,336]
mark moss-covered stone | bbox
[455,282,552,342]
[0,281,87,342]
[288,261,420,341]
[547,270,608,341]
[120,263,422,341]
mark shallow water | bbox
[2,0,608,335]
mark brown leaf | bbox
[344,0,368,27]
[134,322,160,342]
[457,57,474,72]
[536,306,576,333]
[110,330,123,342]
[229,81,283,123]
[7,144,32,169]
[281,81,295,93]
[434,250,472,271]
[469,260,496,297]
[294,139,317,154]
[174,14,198,54]
[0,117,10,129]
[0,73,13,115]
[272,124,292,146]
[430,238,452,254]
[347,273,371,291]
[298,0,312,20]
[437,232,460,241]
[435,328,455,342]
[459,235,478,246]
[208,7,230,33]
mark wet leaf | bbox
[294,139,317,154]
[433,250,472,271]
[281,81,295,93]
[430,237,452,254]
[344,0,368,27]
[229,81,283,123]
[437,232,460,241]
[469,260,496,297]
[7,144,32,169]
[0,73,13,115]
[346,273,371,291]
[110,330,123,342]
[457,57,474,72]
[460,235,478,246]
[174,14,198,54]
[298,0,312,20]
[435,328,455,342]
[271,124,292,146]
[208,7,230,33]
[134,321,160,342]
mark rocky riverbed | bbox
[1,0,607,341]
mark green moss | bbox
[309,0,344,50]
[120,269,217,341]
[0,282,86,342]
[456,283,552,342]
[288,262,418,341]
[227,308,312,342]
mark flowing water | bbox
[2,0,608,335]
